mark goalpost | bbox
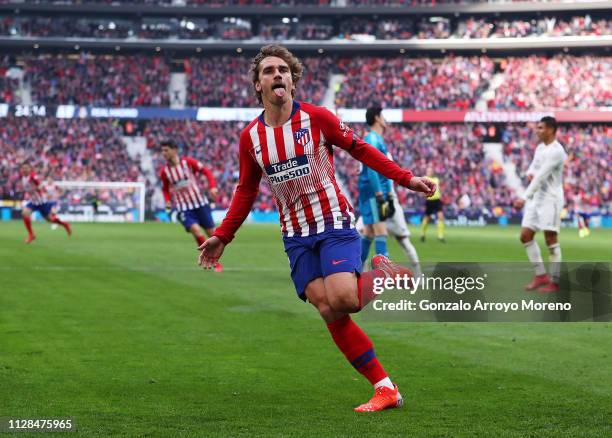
[52,181,147,223]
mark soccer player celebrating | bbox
[358,106,392,263]
[198,45,436,412]
[20,163,71,244]
[514,117,567,293]
[419,166,445,243]
[159,140,223,272]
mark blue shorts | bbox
[178,205,215,232]
[358,195,380,225]
[283,228,362,301]
[26,201,56,217]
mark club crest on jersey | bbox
[265,155,311,185]
[294,128,311,146]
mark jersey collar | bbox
[258,100,300,127]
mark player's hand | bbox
[210,187,219,199]
[409,177,437,198]
[198,236,225,269]
[514,198,526,209]
[165,202,172,214]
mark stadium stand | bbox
[492,55,611,109]
[333,56,494,109]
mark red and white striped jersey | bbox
[214,101,413,243]
[160,157,217,212]
[22,172,47,205]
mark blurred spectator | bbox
[334,55,494,109]
[493,55,611,109]
[187,55,333,107]
[0,55,19,104]
[1,12,608,41]
[491,15,611,38]
[416,17,451,39]
[455,17,494,39]
[338,17,414,40]
[2,16,132,38]
[24,53,170,106]
[0,117,144,201]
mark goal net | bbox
[51,181,146,223]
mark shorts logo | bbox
[265,155,311,184]
[332,259,348,265]
[294,128,311,147]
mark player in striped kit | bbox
[159,140,222,272]
[19,163,71,244]
[198,45,436,412]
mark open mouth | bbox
[272,83,286,97]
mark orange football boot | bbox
[524,274,550,291]
[538,282,559,293]
[354,384,404,413]
[371,255,413,281]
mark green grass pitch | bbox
[1,222,610,437]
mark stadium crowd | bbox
[0,55,19,104]
[492,55,611,109]
[0,118,144,202]
[23,54,171,107]
[0,0,569,6]
[187,55,334,107]
[0,53,608,111]
[334,56,494,109]
[490,15,611,38]
[1,13,608,40]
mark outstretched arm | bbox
[318,108,436,197]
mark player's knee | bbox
[544,233,558,246]
[327,288,359,313]
[520,230,533,243]
[306,289,334,319]
[313,301,336,321]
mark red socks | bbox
[326,315,387,385]
[23,216,34,236]
[51,216,67,227]
[194,234,206,247]
[357,269,387,309]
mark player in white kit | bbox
[514,117,567,293]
